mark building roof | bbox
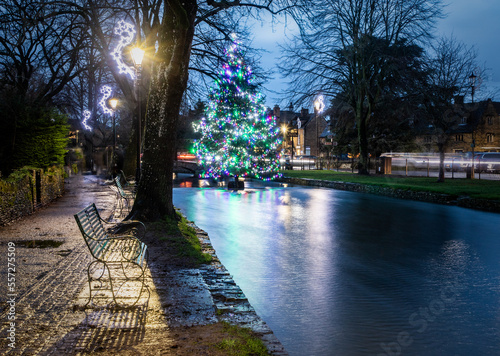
[319,126,333,138]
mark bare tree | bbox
[0,1,89,105]
[423,35,480,182]
[279,0,443,174]
[0,0,91,172]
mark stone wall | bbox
[282,177,500,214]
[0,168,65,225]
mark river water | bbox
[173,179,500,356]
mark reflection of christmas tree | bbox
[193,37,281,182]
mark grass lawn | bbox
[281,170,500,201]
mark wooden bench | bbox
[74,203,149,307]
[113,176,135,215]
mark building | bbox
[272,103,328,157]
[416,98,500,154]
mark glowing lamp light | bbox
[314,95,325,114]
[131,47,145,67]
[109,98,119,110]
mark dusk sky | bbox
[252,1,500,108]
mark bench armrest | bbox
[102,235,145,262]
[108,220,146,240]
[97,209,146,240]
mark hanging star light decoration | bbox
[82,110,92,130]
[193,37,282,181]
[111,20,136,79]
[99,86,113,115]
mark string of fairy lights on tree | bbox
[193,35,282,181]
[80,20,135,130]
[111,20,137,79]
[98,85,113,115]
[82,110,92,130]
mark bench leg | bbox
[86,262,149,308]
[119,260,149,306]
[86,260,119,307]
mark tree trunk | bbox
[129,0,197,222]
[437,142,445,183]
[356,100,370,175]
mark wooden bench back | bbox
[74,203,110,260]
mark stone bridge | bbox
[173,160,199,175]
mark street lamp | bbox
[109,98,119,177]
[280,124,289,169]
[281,124,288,155]
[131,47,145,183]
[469,72,477,104]
[469,72,477,179]
[314,95,325,162]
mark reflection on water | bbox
[173,180,500,356]
[178,180,193,188]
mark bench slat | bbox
[74,203,148,307]
[74,203,147,266]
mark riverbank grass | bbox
[155,211,212,266]
[215,322,268,356]
[281,170,500,200]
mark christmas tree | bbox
[193,37,282,182]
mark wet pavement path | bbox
[0,175,286,355]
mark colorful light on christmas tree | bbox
[193,37,282,181]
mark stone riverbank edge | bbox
[281,177,500,214]
[192,224,288,355]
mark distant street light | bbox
[469,72,477,104]
[131,47,145,183]
[314,95,325,159]
[281,124,288,155]
[469,72,477,179]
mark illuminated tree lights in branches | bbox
[99,86,113,115]
[82,110,92,130]
[193,38,282,181]
[111,20,136,79]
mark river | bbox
[173,179,500,356]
